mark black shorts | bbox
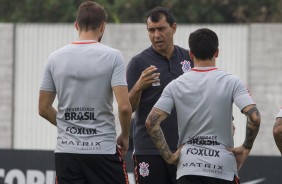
[177,175,240,184]
[133,155,177,184]
[55,150,129,184]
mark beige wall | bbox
[1,23,281,155]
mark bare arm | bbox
[242,104,261,149]
[38,90,57,126]
[229,104,261,170]
[129,66,159,112]
[146,108,180,164]
[273,117,282,154]
[128,83,142,112]
[113,86,132,157]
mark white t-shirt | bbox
[154,67,255,181]
[40,40,127,154]
[277,108,282,118]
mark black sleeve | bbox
[126,57,141,91]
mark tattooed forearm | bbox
[150,127,163,143]
[146,108,172,162]
[243,106,261,149]
[151,128,173,161]
[148,112,160,127]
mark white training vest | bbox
[40,40,127,154]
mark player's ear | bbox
[100,22,106,33]
[215,48,219,58]
[172,23,177,34]
[189,50,195,61]
[74,21,79,31]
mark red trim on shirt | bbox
[72,41,97,44]
[192,68,218,72]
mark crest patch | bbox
[139,162,149,177]
[180,60,191,72]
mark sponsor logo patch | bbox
[187,135,220,146]
[66,127,97,135]
[64,107,97,121]
[186,148,220,157]
[61,140,102,150]
[182,162,223,174]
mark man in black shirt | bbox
[126,7,193,184]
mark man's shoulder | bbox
[213,70,243,85]
[99,43,118,50]
[48,44,72,59]
[129,47,152,63]
[134,47,152,58]
[175,45,188,52]
[174,45,191,63]
[96,43,121,54]
[223,71,241,80]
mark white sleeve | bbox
[40,57,56,92]
[277,109,282,118]
[154,82,175,114]
[233,77,255,110]
[111,50,127,87]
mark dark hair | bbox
[188,28,218,60]
[76,1,107,32]
[146,7,175,27]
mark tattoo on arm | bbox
[151,128,172,161]
[243,106,261,149]
[148,112,160,127]
[146,109,172,161]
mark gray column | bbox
[249,24,282,155]
[0,23,14,148]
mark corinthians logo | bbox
[64,107,97,121]
[180,60,191,73]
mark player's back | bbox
[44,41,126,154]
[164,67,245,180]
[170,67,242,147]
[49,42,119,102]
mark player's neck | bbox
[190,50,218,68]
[79,31,101,42]
[194,60,216,67]
[155,44,174,59]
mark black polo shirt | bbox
[126,45,193,155]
